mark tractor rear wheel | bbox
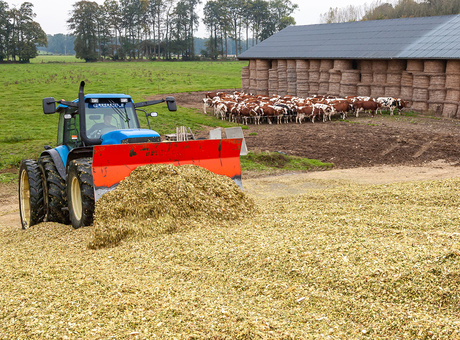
[18,160,45,229]
[39,155,69,224]
[67,158,95,229]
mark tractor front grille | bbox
[121,136,161,144]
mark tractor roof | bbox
[56,94,133,112]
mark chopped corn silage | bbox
[89,164,255,248]
[2,176,460,338]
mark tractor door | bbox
[58,109,81,149]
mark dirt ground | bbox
[2,90,460,229]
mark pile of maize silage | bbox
[88,164,255,249]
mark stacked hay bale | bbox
[248,60,257,94]
[329,60,351,97]
[443,60,460,118]
[400,70,414,104]
[308,60,321,95]
[287,60,297,95]
[385,60,405,97]
[318,60,333,95]
[241,66,250,93]
[340,60,360,97]
[268,60,279,96]
[426,60,446,114]
[296,60,309,97]
[357,60,373,96]
[407,60,427,112]
[256,59,270,95]
[277,60,288,96]
[89,164,255,249]
[370,60,387,98]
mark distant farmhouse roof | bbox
[238,15,460,60]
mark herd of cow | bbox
[203,91,408,124]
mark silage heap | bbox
[89,164,255,249]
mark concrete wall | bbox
[241,58,460,118]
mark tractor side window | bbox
[63,114,80,148]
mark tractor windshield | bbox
[85,101,140,139]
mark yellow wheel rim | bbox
[20,169,31,228]
[71,176,82,221]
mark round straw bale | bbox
[340,84,357,97]
[296,59,309,70]
[242,78,250,91]
[401,72,413,86]
[334,59,352,70]
[360,73,373,84]
[256,59,270,69]
[406,60,424,72]
[424,60,445,74]
[278,59,287,68]
[318,82,329,95]
[359,60,372,72]
[429,75,446,88]
[89,164,255,249]
[309,60,321,71]
[287,59,296,70]
[386,72,402,85]
[372,60,387,72]
[413,87,429,101]
[446,60,460,74]
[319,71,330,82]
[428,103,443,115]
[443,103,458,117]
[445,89,460,101]
[373,73,387,84]
[320,59,333,71]
[357,84,371,96]
[384,86,401,97]
[370,85,384,97]
[387,60,406,72]
[429,89,446,102]
[413,74,430,88]
[411,101,428,112]
[309,71,320,82]
[329,70,341,83]
[328,82,340,96]
[341,70,360,84]
[400,86,413,101]
[309,83,319,94]
[445,74,460,89]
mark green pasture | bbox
[0,58,247,169]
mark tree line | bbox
[320,0,460,23]
[0,1,47,62]
[68,0,298,62]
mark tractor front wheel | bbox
[67,158,95,229]
[18,160,45,229]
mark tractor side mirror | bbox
[43,97,56,114]
[165,96,177,111]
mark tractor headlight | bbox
[90,98,99,103]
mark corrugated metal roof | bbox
[238,15,460,60]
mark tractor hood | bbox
[101,129,161,145]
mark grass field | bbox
[1,177,459,338]
[0,57,247,169]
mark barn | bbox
[237,15,460,118]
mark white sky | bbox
[8,0,370,38]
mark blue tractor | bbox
[18,82,242,230]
